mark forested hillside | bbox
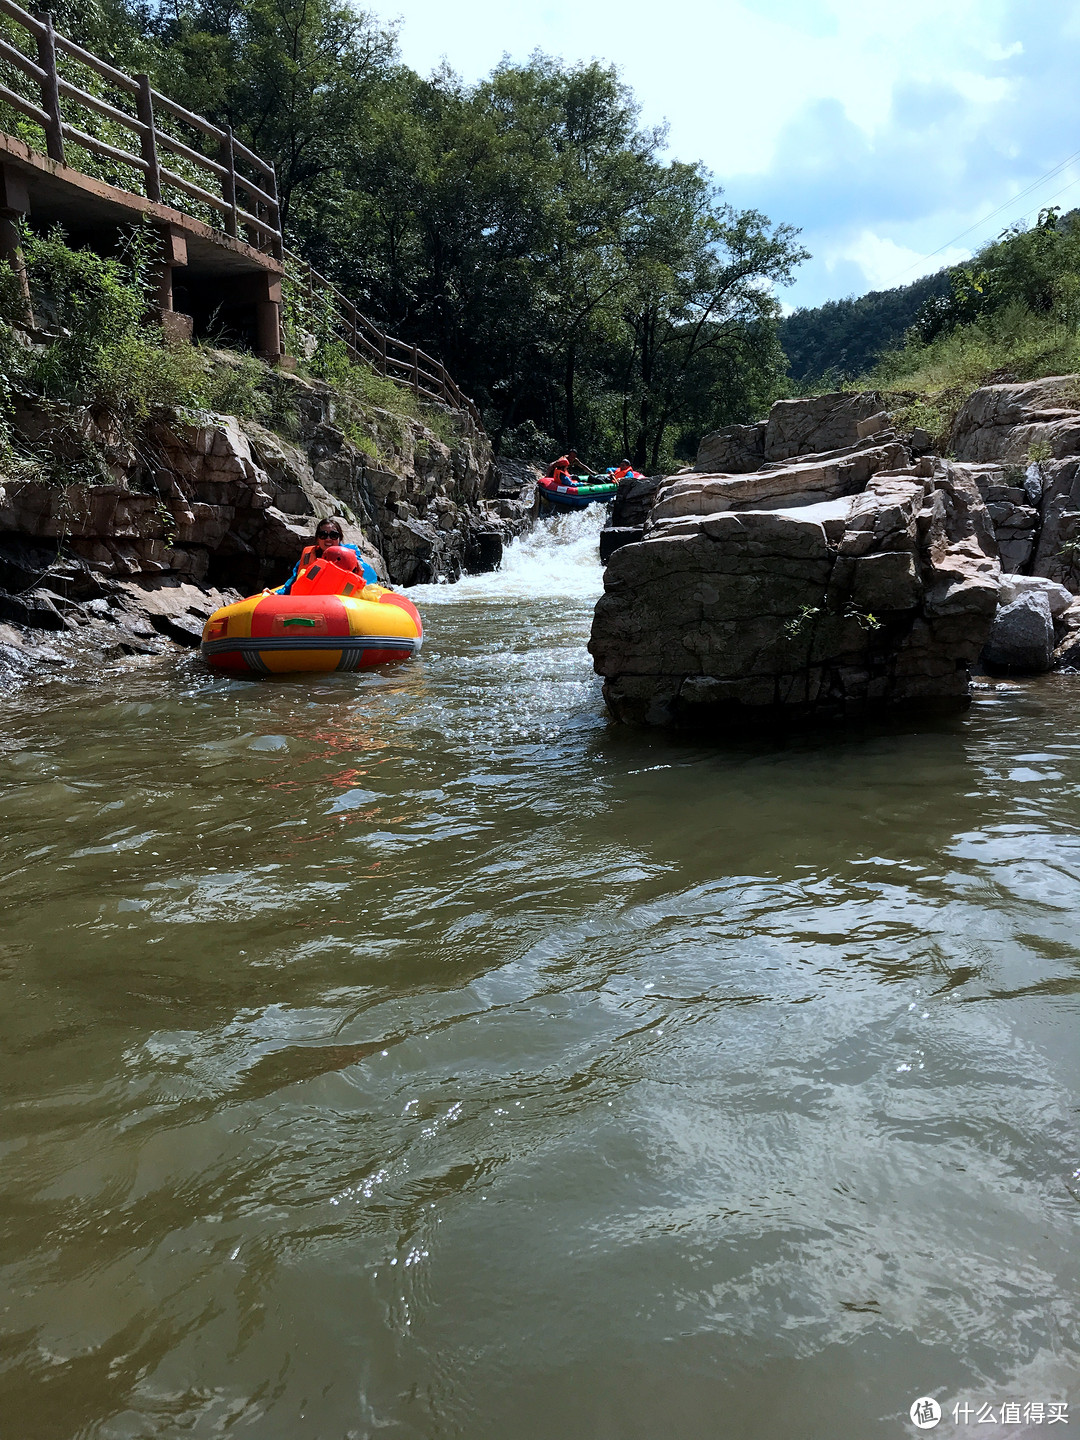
[778,270,949,384]
[44,0,808,469]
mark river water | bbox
[1,510,1077,1439]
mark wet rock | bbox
[982,590,1055,673]
[464,528,503,573]
[600,527,644,563]
[612,475,663,528]
[0,587,72,630]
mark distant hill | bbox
[779,270,951,383]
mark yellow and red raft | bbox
[200,555,423,675]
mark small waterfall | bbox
[410,507,606,606]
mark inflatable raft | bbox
[538,475,618,511]
[200,554,423,675]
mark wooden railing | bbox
[0,3,487,434]
[285,251,485,433]
[0,0,282,256]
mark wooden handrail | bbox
[0,31,45,81]
[0,0,281,256]
[281,249,485,434]
[0,2,481,433]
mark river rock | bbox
[599,527,644,563]
[590,462,999,728]
[996,573,1073,616]
[982,590,1055,673]
[612,475,663,527]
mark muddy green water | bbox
[1,512,1077,1440]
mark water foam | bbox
[410,506,606,606]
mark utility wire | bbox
[882,146,1080,289]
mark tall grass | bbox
[864,303,1080,450]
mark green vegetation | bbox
[52,0,807,470]
[860,209,1080,447]
[0,224,456,479]
[779,271,950,386]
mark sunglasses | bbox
[316,529,342,541]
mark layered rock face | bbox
[0,366,534,673]
[591,457,1000,727]
[593,379,1080,726]
[694,391,888,473]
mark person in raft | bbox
[276,517,379,595]
[610,459,636,480]
[545,448,596,486]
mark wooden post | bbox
[380,330,387,376]
[268,162,282,261]
[134,75,160,202]
[0,165,33,326]
[220,126,238,238]
[34,12,64,164]
[411,345,420,397]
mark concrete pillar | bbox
[0,165,32,326]
[254,272,282,360]
[156,226,193,341]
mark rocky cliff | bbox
[0,362,534,679]
[591,381,1080,729]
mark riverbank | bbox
[0,357,537,682]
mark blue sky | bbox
[386,0,1080,311]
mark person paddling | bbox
[277,518,378,595]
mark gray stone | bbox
[982,591,1054,673]
[612,475,663,527]
[951,376,1080,462]
[695,422,765,474]
[600,527,645,563]
[996,574,1073,617]
[651,442,911,525]
[590,461,999,729]
[762,392,886,462]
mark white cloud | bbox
[824,231,971,292]
[383,0,1080,307]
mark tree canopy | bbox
[74,0,809,465]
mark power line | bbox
[881,146,1080,289]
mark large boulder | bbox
[690,394,889,477]
[694,422,765,474]
[996,573,1073,616]
[982,590,1055,673]
[589,462,999,728]
[612,474,664,527]
[762,391,887,462]
[951,377,1080,463]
